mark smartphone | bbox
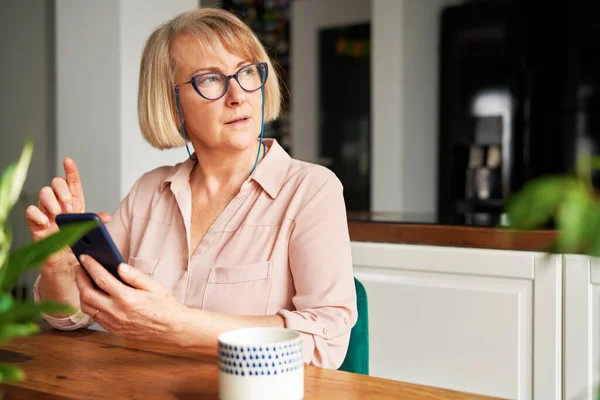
[55,213,130,288]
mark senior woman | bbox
[27,8,357,369]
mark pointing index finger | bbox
[63,157,84,198]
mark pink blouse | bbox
[34,139,358,369]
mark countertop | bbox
[347,212,556,252]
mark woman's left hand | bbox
[75,255,185,342]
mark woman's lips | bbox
[225,117,250,126]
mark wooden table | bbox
[0,327,500,399]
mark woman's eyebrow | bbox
[190,61,250,76]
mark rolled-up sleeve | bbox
[33,275,94,330]
[277,176,357,369]
[32,177,140,330]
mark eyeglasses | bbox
[175,62,268,100]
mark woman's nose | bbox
[225,76,247,106]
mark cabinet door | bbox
[563,255,600,400]
[352,241,562,400]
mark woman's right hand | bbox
[25,158,111,271]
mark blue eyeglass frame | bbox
[174,61,269,100]
[173,61,269,162]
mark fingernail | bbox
[80,255,88,264]
[66,204,73,213]
[120,263,130,274]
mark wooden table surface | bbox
[0,327,500,400]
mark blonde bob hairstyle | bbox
[138,8,282,149]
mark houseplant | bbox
[505,152,600,400]
[505,154,600,255]
[0,139,97,382]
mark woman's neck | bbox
[189,142,261,197]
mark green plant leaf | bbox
[0,220,98,291]
[586,206,600,257]
[37,300,74,316]
[0,227,12,282]
[0,138,33,224]
[0,322,39,344]
[0,164,17,223]
[0,292,14,313]
[556,185,597,253]
[0,363,25,382]
[0,300,74,324]
[505,176,574,230]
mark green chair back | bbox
[339,277,369,375]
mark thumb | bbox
[118,263,162,293]
[97,212,112,224]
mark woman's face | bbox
[171,35,263,153]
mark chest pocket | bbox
[202,261,273,316]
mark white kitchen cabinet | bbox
[563,255,600,400]
[351,241,562,400]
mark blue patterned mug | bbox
[218,327,304,400]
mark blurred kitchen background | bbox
[2,0,600,295]
[219,0,600,228]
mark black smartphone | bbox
[55,213,130,288]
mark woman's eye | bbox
[200,76,217,84]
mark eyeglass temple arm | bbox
[174,80,193,88]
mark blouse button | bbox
[323,327,331,336]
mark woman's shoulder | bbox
[271,158,346,221]
[127,160,192,197]
[287,158,340,187]
[281,158,343,203]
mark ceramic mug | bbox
[218,327,304,400]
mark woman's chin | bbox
[221,129,261,149]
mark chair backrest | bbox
[338,277,369,375]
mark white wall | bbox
[119,1,196,198]
[370,0,402,212]
[0,0,54,196]
[56,0,122,214]
[291,0,460,213]
[0,0,56,294]
[290,0,372,165]
[56,0,198,214]
[372,0,460,212]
